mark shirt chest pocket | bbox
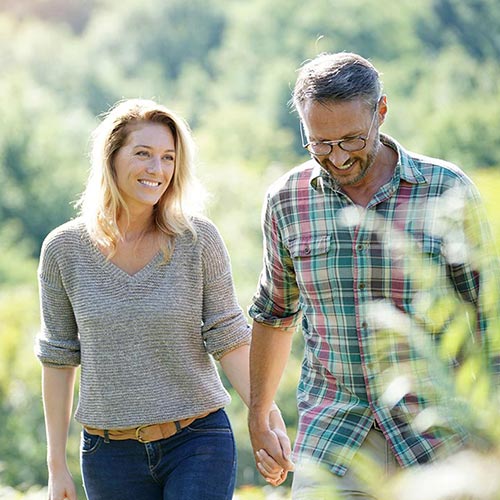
[287,234,333,298]
[288,234,331,259]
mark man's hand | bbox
[248,323,295,485]
[249,406,294,486]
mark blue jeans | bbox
[81,409,236,500]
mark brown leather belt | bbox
[84,411,211,443]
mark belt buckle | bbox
[135,424,151,443]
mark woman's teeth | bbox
[139,180,161,187]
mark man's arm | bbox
[219,343,292,485]
[248,320,295,477]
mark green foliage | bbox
[0,0,96,33]
[0,286,84,495]
[0,62,92,252]
[0,221,37,286]
[379,43,500,168]
[424,0,500,60]
[355,189,500,499]
[0,286,46,489]
[86,0,225,80]
[0,485,46,499]
[472,172,500,247]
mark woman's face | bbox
[113,121,176,213]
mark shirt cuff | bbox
[248,304,300,329]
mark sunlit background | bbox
[1,0,499,498]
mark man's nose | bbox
[327,145,351,168]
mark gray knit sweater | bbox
[36,216,251,429]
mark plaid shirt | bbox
[249,135,495,475]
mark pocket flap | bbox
[288,234,331,258]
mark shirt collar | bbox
[309,133,427,192]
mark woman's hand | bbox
[48,465,77,500]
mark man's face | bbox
[301,98,384,188]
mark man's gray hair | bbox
[292,52,382,113]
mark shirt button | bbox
[304,246,311,255]
[359,282,366,290]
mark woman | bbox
[36,99,290,500]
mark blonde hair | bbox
[77,98,203,259]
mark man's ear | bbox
[377,95,388,126]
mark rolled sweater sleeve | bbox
[198,219,251,360]
[36,231,81,367]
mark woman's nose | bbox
[146,156,162,172]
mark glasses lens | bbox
[340,138,366,152]
[307,137,367,155]
[308,143,332,156]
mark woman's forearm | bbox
[42,365,77,470]
[219,344,251,407]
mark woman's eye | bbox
[163,155,175,161]
[136,150,149,157]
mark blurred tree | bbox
[200,0,426,164]
[0,221,37,286]
[0,13,109,115]
[0,0,96,33]
[0,72,92,253]
[0,285,84,495]
[83,0,225,81]
[418,0,500,60]
[0,286,46,489]
[422,99,500,169]
[380,46,500,167]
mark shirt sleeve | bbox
[36,234,81,367]
[199,220,251,360]
[248,190,301,328]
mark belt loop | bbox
[103,429,110,443]
[174,421,182,433]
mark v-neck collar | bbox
[82,226,165,282]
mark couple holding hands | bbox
[38,52,494,500]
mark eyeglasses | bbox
[302,107,378,156]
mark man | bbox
[248,52,497,499]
